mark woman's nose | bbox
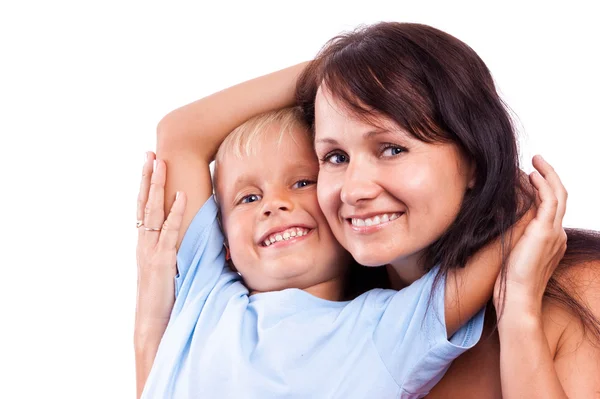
[340,161,382,206]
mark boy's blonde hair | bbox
[213,107,309,196]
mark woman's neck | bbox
[387,255,427,290]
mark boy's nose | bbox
[261,195,293,217]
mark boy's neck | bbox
[303,276,346,301]
[249,275,347,302]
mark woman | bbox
[135,22,600,398]
[294,22,600,397]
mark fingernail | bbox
[153,159,157,171]
[176,191,180,200]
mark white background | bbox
[1,1,598,397]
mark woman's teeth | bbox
[263,227,310,246]
[351,213,400,227]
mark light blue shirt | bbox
[142,197,485,399]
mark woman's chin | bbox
[351,251,393,268]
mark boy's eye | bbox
[240,194,262,204]
[323,152,348,164]
[293,179,315,189]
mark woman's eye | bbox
[381,145,405,157]
[240,194,262,204]
[293,179,315,189]
[323,152,348,164]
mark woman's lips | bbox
[346,212,405,233]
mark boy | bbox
[140,104,493,398]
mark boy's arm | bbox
[133,63,307,396]
[445,157,568,337]
[444,205,533,336]
[156,62,308,249]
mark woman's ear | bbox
[467,159,476,190]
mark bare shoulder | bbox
[543,261,600,398]
[553,260,600,316]
[542,261,600,343]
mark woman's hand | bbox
[135,151,186,398]
[135,151,186,329]
[493,155,567,318]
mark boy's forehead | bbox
[228,125,313,159]
[218,139,318,190]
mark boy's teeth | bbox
[263,227,310,246]
[352,213,401,227]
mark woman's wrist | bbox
[497,301,544,333]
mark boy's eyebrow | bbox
[291,162,319,172]
[314,137,339,145]
[231,174,255,193]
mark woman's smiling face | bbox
[313,86,475,277]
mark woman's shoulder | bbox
[552,260,600,315]
[542,260,600,354]
[542,260,600,396]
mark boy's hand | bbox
[135,152,186,337]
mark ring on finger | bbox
[144,226,162,232]
[136,220,144,228]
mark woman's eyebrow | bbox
[315,128,405,145]
[363,128,389,139]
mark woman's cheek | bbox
[317,173,338,215]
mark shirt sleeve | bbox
[372,267,485,396]
[171,196,232,317]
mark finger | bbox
[144,159,166,241]
[529,169,558,227]
[532,155,567,226]
[137,152,156,224]
[158,191,187,251]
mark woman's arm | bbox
[156,62,308,248]
[494,156,574,399]
[499,276,600,399]
[499,263,600,399]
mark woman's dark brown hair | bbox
[296,22,600,339]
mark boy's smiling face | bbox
[216,123,350,295]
